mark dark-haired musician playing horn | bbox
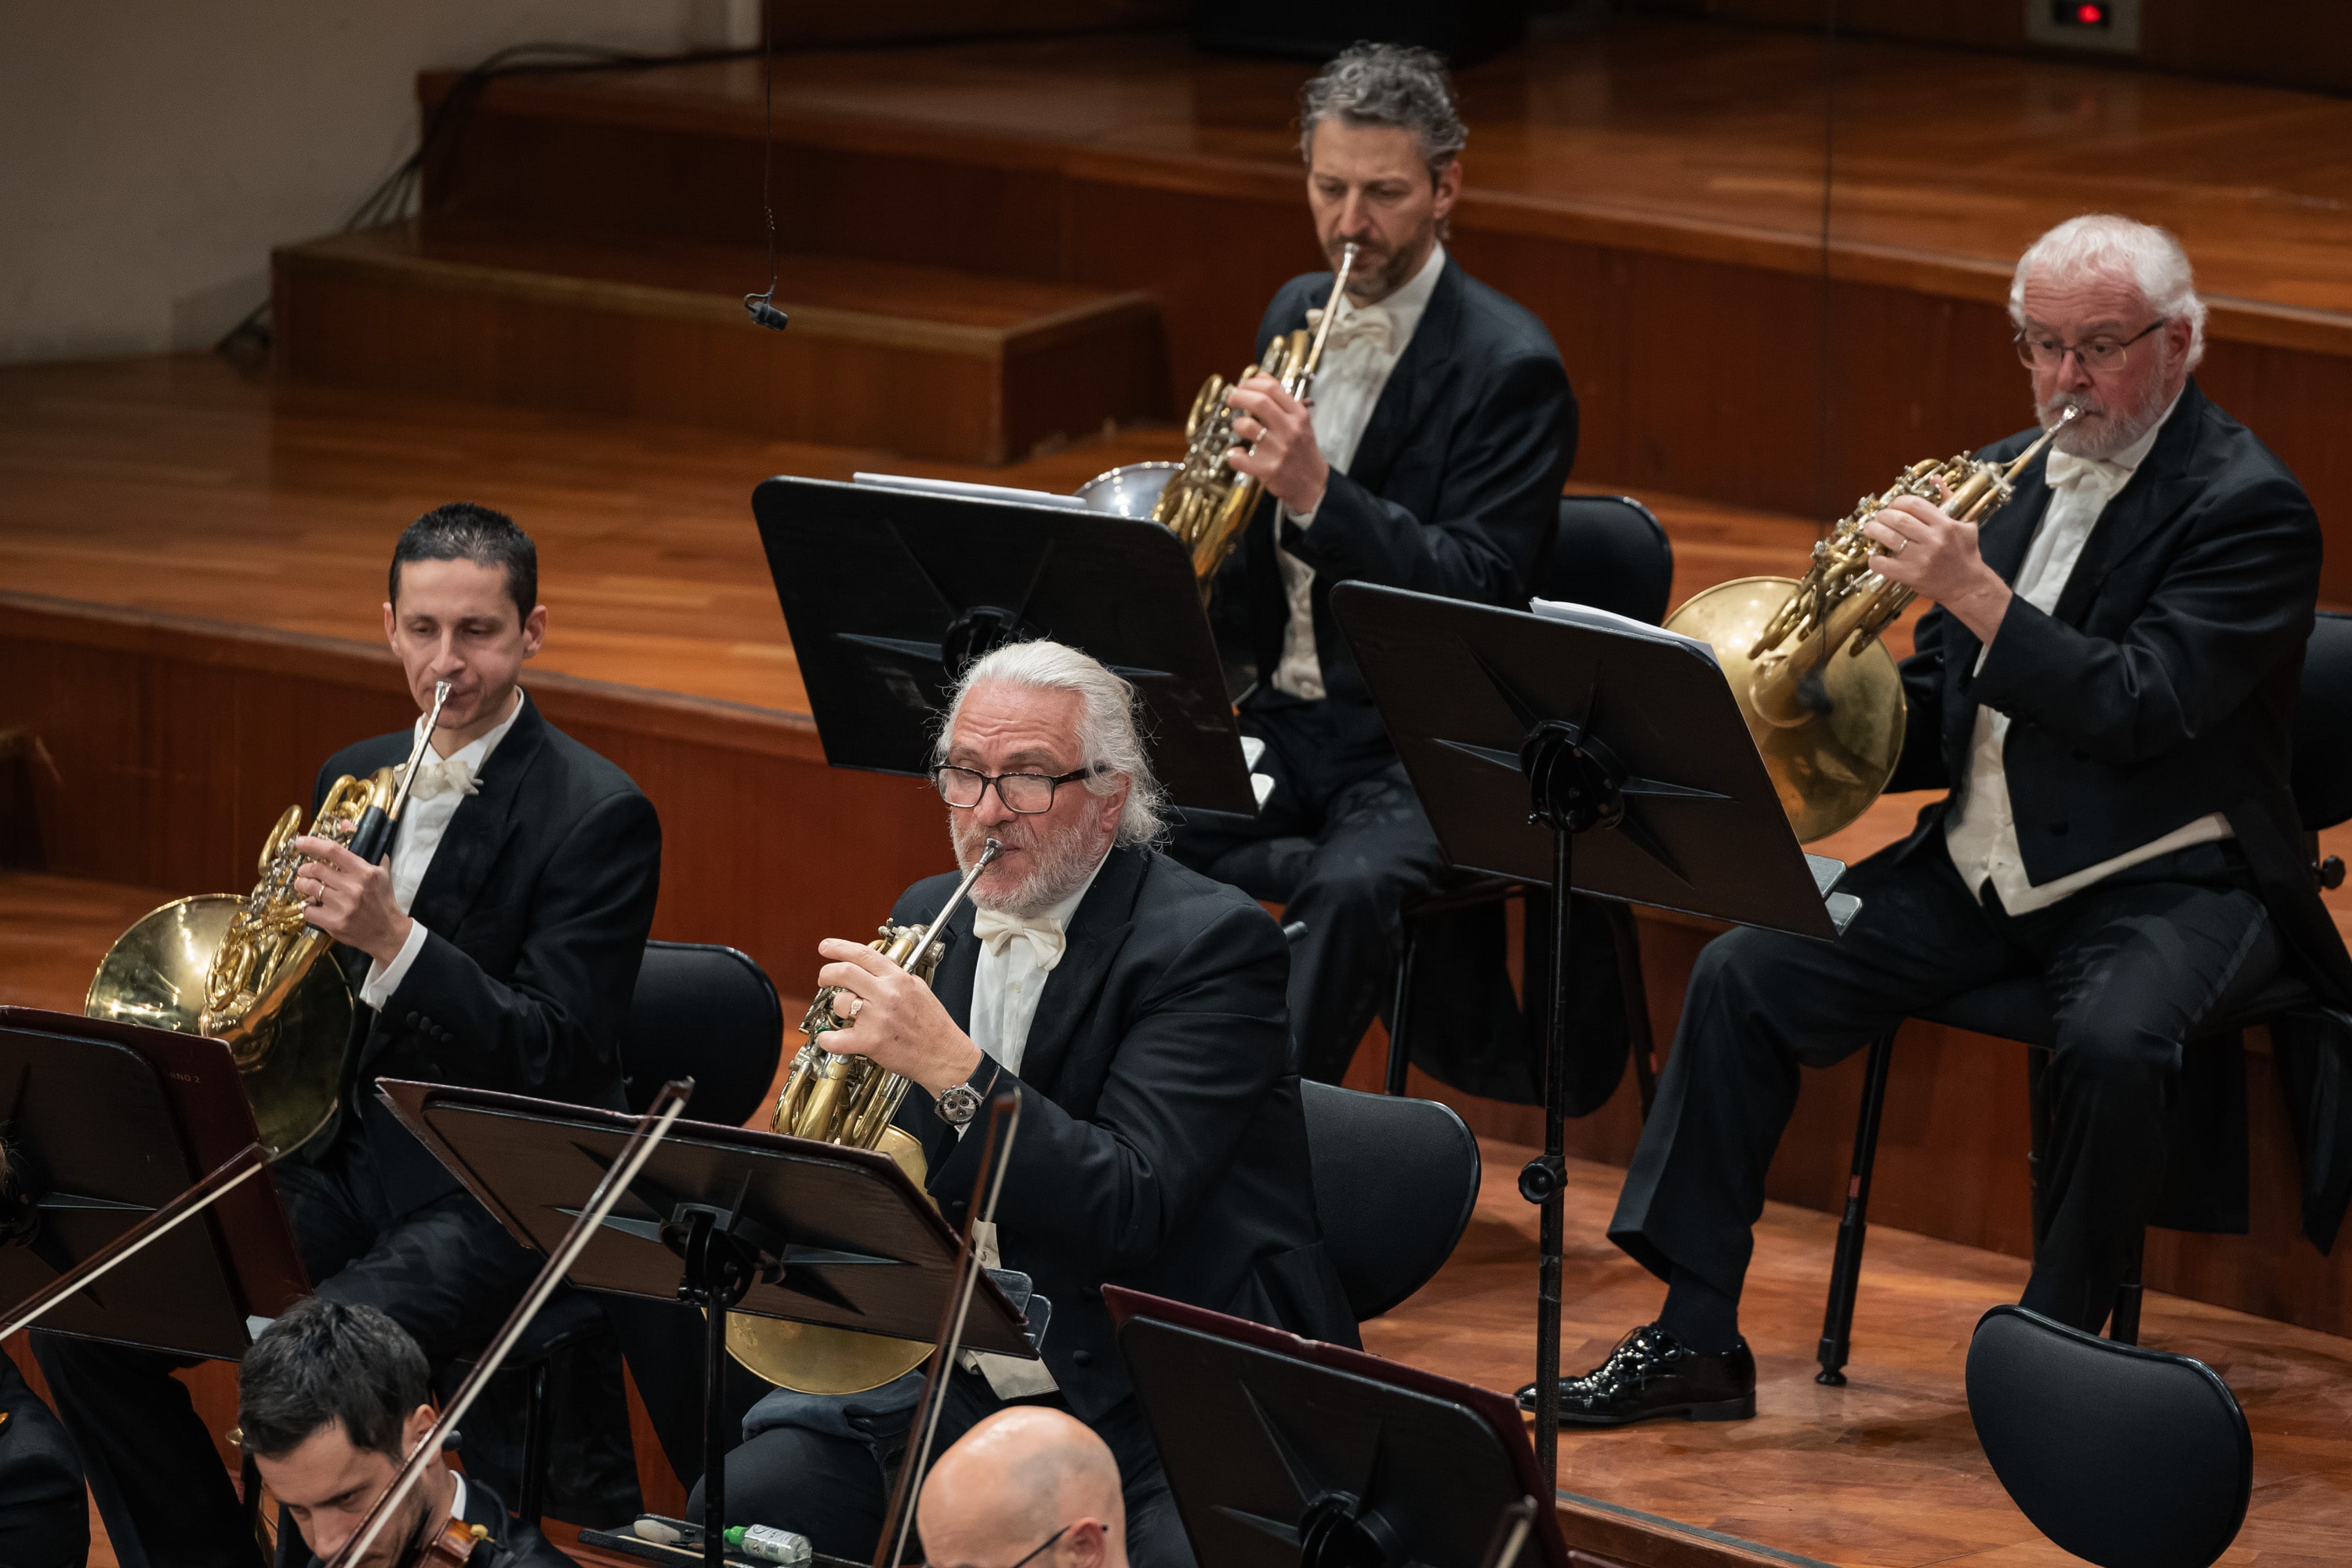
[1167,42,1579,1089]
[1543,216,2352,1428]
[696,639,1354,1568]
[238,1298,572,1567]
[38,504,662,1566]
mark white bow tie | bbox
[2045,448,2128,495]
[408,754,480,801]
[972,908,1068,971]
[1315,302,1394,357]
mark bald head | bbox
[918,1409,1128,1568]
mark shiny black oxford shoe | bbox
[1516,1323,1757,1427]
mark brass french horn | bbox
[1077,242,1361,596]
[84,683,454,1160]
[1663,409,2080,841]
[726,840,1001,1395]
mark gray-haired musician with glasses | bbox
[1170,42,1577,1087]
[1537,213,2352,1428]
[691,638,1354,1567]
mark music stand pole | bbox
[1512,720,1624,1486]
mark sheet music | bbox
[851,471,1090,510]
[1528,597,1719,664]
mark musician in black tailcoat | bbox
[1167,43,1582,1088]
[38,504,661,1566]
[694,639,1356,1568]
[1541,215,2352,1428]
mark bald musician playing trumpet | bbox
[1540,215,2352,1427]
[693,639,1354,1568]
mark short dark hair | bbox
[238,1298,430,1461]
[1298,42,1467,184]
[390,502,538,624]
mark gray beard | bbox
[2039,368,2177,461]
[953,814,1103,919]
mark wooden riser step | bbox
[270,219,1166,463]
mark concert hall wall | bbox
[15,592,2352,1345]
[1624,0,2352,96]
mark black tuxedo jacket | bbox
[310,695,662,1214]
[1225,256,1577,760]
[1889,379,2352,1244]
[887,845,1359,1421]
[0,1354,85,1568]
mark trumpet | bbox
[1664,409,2081,841]
[1076,242,1362,594]
[728,839,1002,1394]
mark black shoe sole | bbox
[1547,1392,1757,1427]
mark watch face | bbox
[938,1085,981,1124]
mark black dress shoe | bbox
[1515,1323,1756,1427]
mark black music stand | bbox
[752,474,1258,816]
[379,1080,1036,1568]
[1328,585,1857,1482]
[0,1006,308,1359]
[1105,1287,1569,1568]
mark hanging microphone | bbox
[745,295,789,332]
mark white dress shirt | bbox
[357,689,528,1010]
[1271,242,1449,700]
[959,849,1109,1398]
[1943,395,2228,913]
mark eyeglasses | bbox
[2013,318,2164,372]
[927,1523,1073,1568]
[932,765,1097,814]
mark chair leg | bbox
[2111,1230,2145,1346]
[518,1356,554,1529]
[1602,901,1657,1120]
[1385,916,1419,1097]
[1817,1025,1898,1386]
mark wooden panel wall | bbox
[1627,0,2352,97]
[418,96,2352,603]
[16,595,2352,1342]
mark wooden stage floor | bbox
[9,863,2351,1568]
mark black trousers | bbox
[688,1369,1191,1568]
[1168,694,1449,1083]
[1610,833,2278,1334]
[34,1138,543,1568]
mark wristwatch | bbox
[935,1058,1003,1128]
[934,1083,982,1127]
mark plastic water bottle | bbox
[724,1524,814,1566]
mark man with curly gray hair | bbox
[705,638,1355,1567]
[1174,42,1580,1087]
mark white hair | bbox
[933,640,1167,848]
[2009,213,2207,371]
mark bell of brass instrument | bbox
[85,775,392,1159]
[85,682,454,1160]
[728,840,1002,1396]
[1083,243,1360,590]
[1664,409,2081,842]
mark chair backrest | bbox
[1541,495,1675,626]
[2292,609,2352,831]
[1965,1305,2251,1568]
[620,941,785,1128]
[1298,1080,1480,1321]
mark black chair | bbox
[619,939,786,1125]
[1965,1305,2251,1568]
[503,938,785,1524]
[1383,494,1674,1114]
[1816,610,2352,1385]
[1299,1079,1482,1320]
